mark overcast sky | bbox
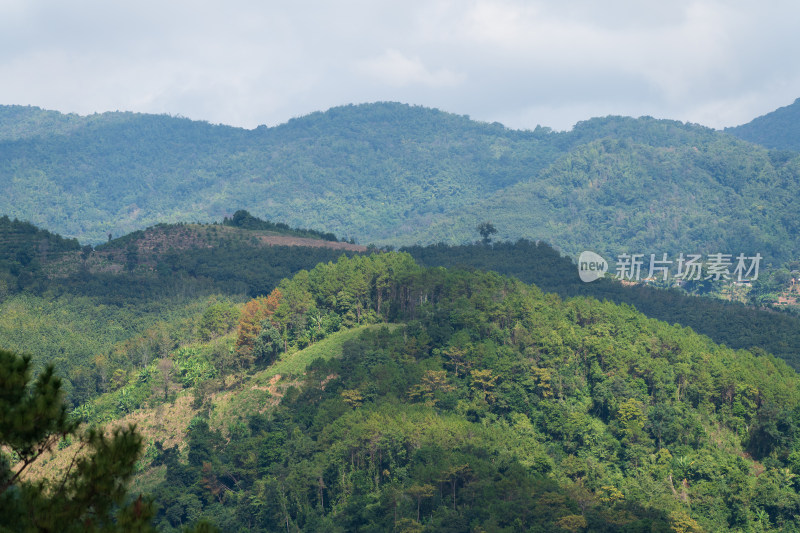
[1,0,798,132]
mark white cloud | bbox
[356,49,463,88]
[0,0,798,130]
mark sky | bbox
[1,0,799,132]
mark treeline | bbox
[0,215,80,295]
[142,253,800,531]
[222,209,340,242]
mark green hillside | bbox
[8,253,800,531]
[0,215,365,408]
[404,240,800,370]
[5,99,800,532]
[4,215,800,414]
[0,103,559,245]
[2,103,799,266]
[415,119,800,263]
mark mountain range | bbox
[4,98,800,530]
[1,101,799,267]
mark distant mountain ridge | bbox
[1,101,799,265]
[726,98,800,151]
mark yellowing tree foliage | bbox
[234,289,281,357]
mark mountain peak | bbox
[725,98,800,150]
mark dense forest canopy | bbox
[404,240,800,370]
[2,216,800,414]
[7,252,800,531]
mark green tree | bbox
[198,301,240,342]
[477,222,497,244]
[124,243,138,272]
[0,349,153,531]
[409,370,454,406]
[252,321,283,366]
[80,244,93,263]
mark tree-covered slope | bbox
[2,212,362,301]
[413,117,800,262]
[3,102,800,265]
[0,105,107,141]
[0,103,560,244]
[0,215,366,408]
[726,98,800,151]
[33,253,800,532]
[404,240,800,370]
[0,214,80,295]
[4,214,800,416]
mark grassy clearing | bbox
[210,324,400,429]
[257,325,383,381]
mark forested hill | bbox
[11,252,800,531]
[0,212,364,303]
[726,98,800,151]
[2,102,800,263]
[405,240,800,370]
[4,214,800,397]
